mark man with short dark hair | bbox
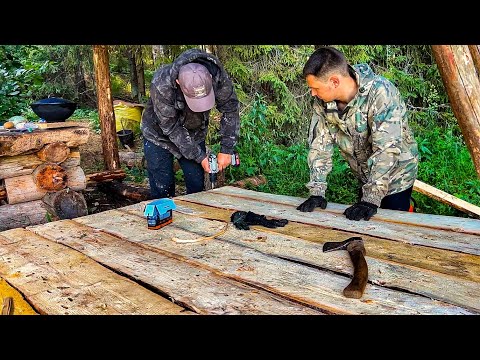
[141,48,240,199]
[297,46,419,221]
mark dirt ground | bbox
[77,123,143,214]
[78,123,186,215]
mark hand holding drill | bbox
[206,152,240,188]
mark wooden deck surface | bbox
[1,186,479,315]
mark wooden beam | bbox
[93,45,120,171]
[431,45,480,179]
[413,179,480,219]
[467,45,480,77]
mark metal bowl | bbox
[30,97,77,123]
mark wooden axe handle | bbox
[343,240,368,299]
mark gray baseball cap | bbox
[178,63,215,112]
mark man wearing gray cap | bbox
[141,48,240,199]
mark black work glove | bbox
[344,201,378,221]
[296,195,327,212]
[231,211,288,230]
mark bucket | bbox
[117,129,135,149]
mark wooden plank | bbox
[71,209,474,315]
[163,203,480,312]
[176,188,480,255]
[27,220,320,315]
[169,200,480,284]
[0,126,90,157]
[0,229,188,315]
[44,121,89,130]
[414,179,480,219]
[211,186,480,234]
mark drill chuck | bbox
[208,153,218,184]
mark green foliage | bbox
[123,165,148,184]
[3,44,479,218]
[0,45,51,118]
[414,125,480,215]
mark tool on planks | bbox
[322,237,368,299]
[208,152,240,189]
[2,297,14,315]
[143,198,176,230]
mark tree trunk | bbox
[4,175,47,204]
[467,45,480,78]
[42,189,88,220]
[93,45,120,171]
[0,154,44,179]
[64,166,87,191]
[36,142,70,163]
[136,47,146,99]
[60,147,81,169]
[75,46,90,106]
[215,45,227,64]
[97,180,152,201]
[152,45,163,63]
[0,148,80,180]
[32,163,67,191]
[128,47,139,101]
[86,169,126,186]
[0,200,49,231]
[0,126,89,157]
[431,45,480,179]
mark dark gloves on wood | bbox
[344,201,378,221]
[231,211,289,230]
[296,195,327,212]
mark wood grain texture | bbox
[0,229,189,315]
[93,45,120,171]
[0,149,80,179]
[432,45,480,178]
[175,188,480,255]
[170,200,480,282]
[0,127,90,157]
[4,174,48,204]
[28,220,320,315]
[71,209,475,314]
[0,200,48,231]
[210,186,480,234]
[36,142,70,163]
[414,179,480,218]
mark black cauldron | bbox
[30,97,77,123]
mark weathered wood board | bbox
[0,186,478,315]
[0,228,190,315]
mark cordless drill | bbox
[208,152,240,189]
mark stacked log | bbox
[0,125,90,231]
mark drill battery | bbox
[143,198,177,230]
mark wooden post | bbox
[467,45,480,77]
[431,45,480,178]
[93,45,120,171]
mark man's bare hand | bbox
[201,156,210,173]
[217,152,232,171]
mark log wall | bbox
[0,126,90,230]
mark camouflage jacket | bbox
[306,63,419,206]
[141,48,240,163]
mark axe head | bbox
[323,236,363,253]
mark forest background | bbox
[1,44,479,217]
